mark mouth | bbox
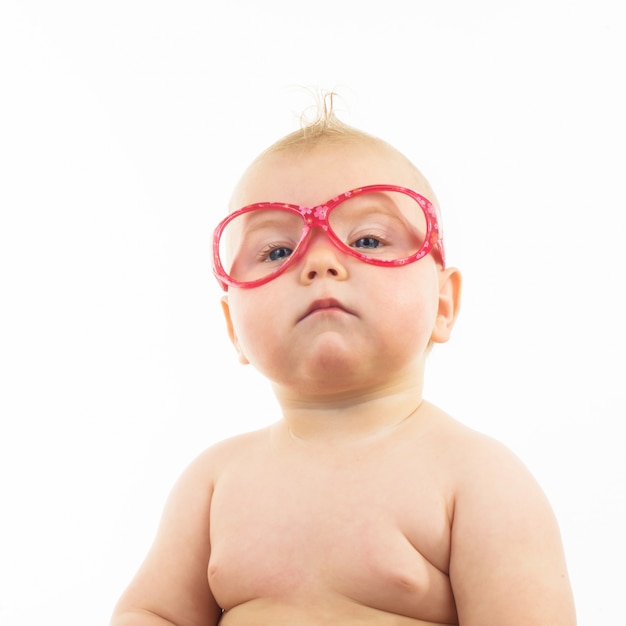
[298,298,355,322]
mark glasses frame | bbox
[212,184,445,290]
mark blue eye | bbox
[266,246,293,262]
[353,236,383,249]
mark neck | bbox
[272,377,427,445]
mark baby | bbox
[111,100,576,626]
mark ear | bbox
[220,295,250,365]
[431,267,462,344]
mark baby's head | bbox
[216,98,447,288]
[215,97,461,395]
[230,97,440,219]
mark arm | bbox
[449,437,576,626]
[110,451,222,626]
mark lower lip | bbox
[306,306,349,318]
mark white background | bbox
[1,2,624,624]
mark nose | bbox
[298,228,349,284]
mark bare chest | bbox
[208,441,456,623]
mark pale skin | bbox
[111,139,576,625]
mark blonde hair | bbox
[265,91,380,154]
[236,90,439,212]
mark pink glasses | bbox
[212,184,445,290]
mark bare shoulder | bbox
[111,427,271,626]
[424,404,563,546]
[426,406,539,485]
[172,424,273,485]
[425,406,576,626]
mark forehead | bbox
[230,139,436,210]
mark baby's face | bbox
[222,140,455,398]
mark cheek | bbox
[227,290,285,366]
[373,268,440,340]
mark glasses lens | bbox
[218,207,305,284]
[328,190,428,262]
[217,190,431,286]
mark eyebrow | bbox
[336,193,425,230]
[236,211,300,236]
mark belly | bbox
[217,597,458,626]
[208,508,457,624]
